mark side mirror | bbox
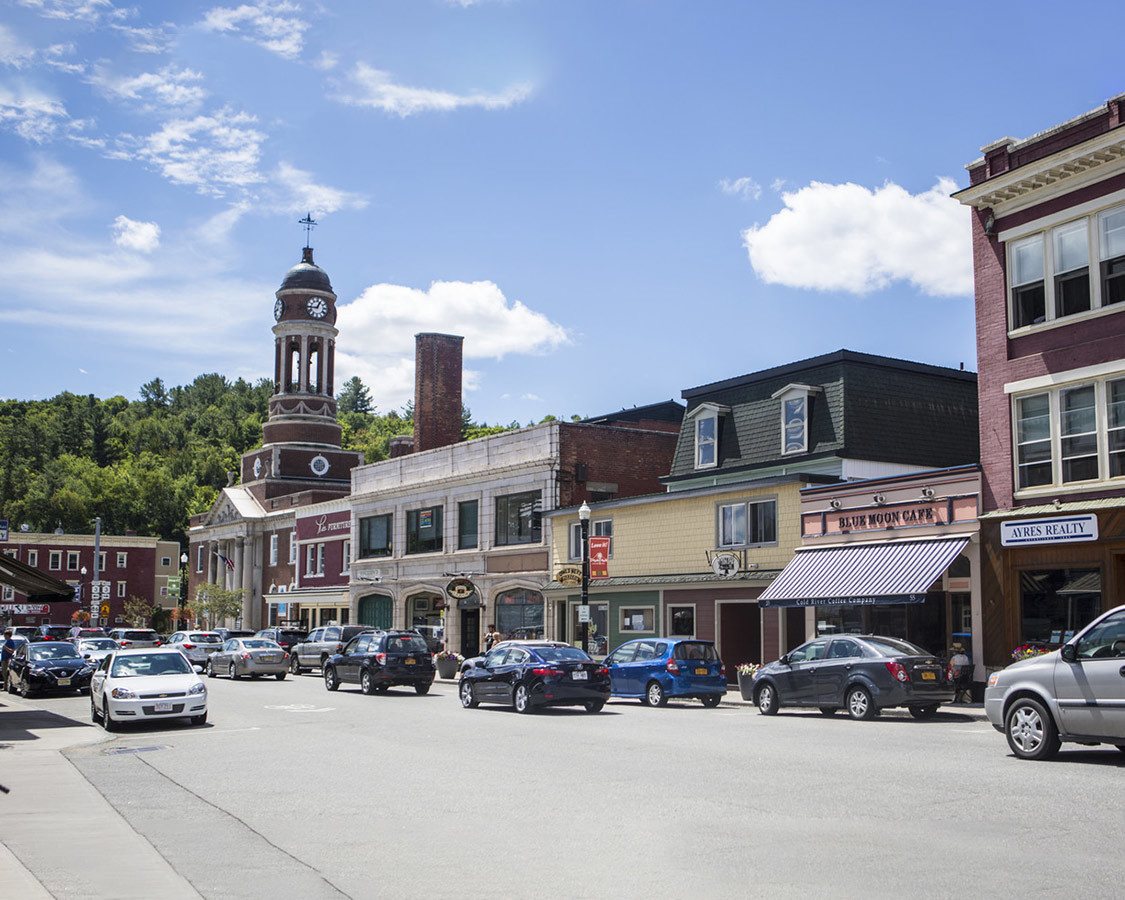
[779,654,789,666]
[1060,644,1078,663]
[193,665,204,674]
[83,654,92,660]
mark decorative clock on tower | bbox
[309,455,330,477]
[274,298,284,321]
[306,296,328,319]
[253,457,263,478]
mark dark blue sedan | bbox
[606,638,726,707]
[459,643,610,713]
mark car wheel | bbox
[360,669,375,695]
[19,676,31,698]
[320,655,329,671]
[846,686,877,721]
[819,707,837,716]
[102,700,118,732]
[414,683,431,696]
[1005,697,1061,761]
[644,681,667,708]
[190,712,207,726]
[459,680,478,708]
[324,666,339,692]
[290,654,303,675]
[90,694,100,723]
[513,683,533,714]
[701,694,722,708]
[229,662,241,680]
[274,672,286,681]
[584,700,605,713]
[206,660,216,678]
[909,705,939,720]
[755,682,778,715]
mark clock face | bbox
[309,454,330,477]
[253,458,262,478]
[274,298,284,321]
[306,296,328,319]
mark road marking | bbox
[263,704,336,713]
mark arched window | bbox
[307,340,320,393]
[287,341,301,392]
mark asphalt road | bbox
[5,671,1123,899]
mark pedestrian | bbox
[949,642,971,703]
[484,624,500,652]
[1,628,16,688]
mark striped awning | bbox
[757,537,970,608]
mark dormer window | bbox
[687,403,730,470]
[771,384,821,456]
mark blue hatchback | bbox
[606,638,726,707]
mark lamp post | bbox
[80,565,88,626]
[579,501,590,655]
[179,553,188,626]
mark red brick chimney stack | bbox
[414,333,464,453]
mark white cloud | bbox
[0,25,36,68]
[719,176,761,201]
[112,215,160,252]
[270,162,367,218]
[90,64,207,113]
[200,2,307,60]
[335,280,568,409]
[17,0,123,23]
[0,82,71,142]
[521,393,542,401]
[116,107,266,197]
[110,23,173,54]
[770,177,786,193]
[312,50,338,71]
[0,156,89,231]
[338,62,532,117]
[742,177,972,297]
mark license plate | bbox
[571,670,588,680]
[921,671,936,681]
[260,656,278,662]
[57,676,71,686]
[154,702,173,713]
[694,667,708,676]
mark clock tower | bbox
[240,245,363,501]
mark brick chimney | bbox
[413,333,463,453]
[388,436,415,458]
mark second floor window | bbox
[288,530,297,564]
[49,551,61,570]
[305,543,325,576]
[269,534,279,566]
[406,506,443,555]
[569,519,613,560]
[718,499,777,548]
[196,545,204,573]
[342,540,351,575]
[67,551,79,570]
[116,552,127,568]
[359,514,392,558]
[695,414,717,468]
[458,500,479,550]
[496,491,542,546]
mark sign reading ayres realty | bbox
[1000,514,1098,547]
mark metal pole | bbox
[580,515,589,655]
[91,516,102,625]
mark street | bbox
[1,674,1122,899]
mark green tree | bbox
[337,376,374,414]
[123,596,156,627]
[194,584,244,628]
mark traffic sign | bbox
[93,581,111,600]
[0,518,8,541]
[100,603,110,618]
[577,604,591,624]
[167,575,181,596]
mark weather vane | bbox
[299,211,317,248]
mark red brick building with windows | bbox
[955,95,1125,665]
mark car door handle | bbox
[1119,666,1125,677]
[844,664,853,670]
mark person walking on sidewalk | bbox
[949,643,972,704]
[1,628,16,688]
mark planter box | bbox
[737,673,755,702]
[436,657,459,680]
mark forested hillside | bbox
[0,374,519,547]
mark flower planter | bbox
[737,672,755,702]
[435,657,459,680]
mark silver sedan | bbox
[206,638,289,680]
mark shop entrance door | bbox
[358,595,392,629]
[461,608,480,658]
[718,603,760,683]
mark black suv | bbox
[323,630,435,696]
[35,624,73,642]
[254,627,309,653]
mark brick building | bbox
[954,95,1125,665]
[1,531,179,627]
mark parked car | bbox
[606,638,726,707]
[412,624,444,653]
[460,640,571,675]
[254,627,308,654]
[207,638,289,680]
[290,625,374,674]
[751,634,953,720]
[34,624,73,642]
[985,604,1125,760]
[106,628,163,648]
[76,637,118,666]
[459,642,610,714]
[90,647,207,730]
[7,640,94,697]
[12,626,39,641]
[165,631,224,667]
[68,626,107,641]
[214,628,256,642]
[323,630,435,695]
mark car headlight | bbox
[111,687,137,699]
[79,665,94,674]
[987,673,1000,688]
[29,666,46,675]
[188,682,206,695]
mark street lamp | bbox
[579,501,590,655]
[80,565,88,626]
[179,553,188,624]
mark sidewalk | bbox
[0,695,200,899]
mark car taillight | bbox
[241,652,251,661]
[666,659,681,675]
[531,667,563,677]
[154,640,162,646]
[120,641,131,647]
[182,643,194,650]
[336,643,343,652]
[720,663,726,677]
[374,652,386,665]
[885,661,910,683]
[596,666,609,677]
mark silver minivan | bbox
[985,604,1125,760]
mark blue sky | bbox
[0,1,1120,423]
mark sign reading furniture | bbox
[999,515,1099,547]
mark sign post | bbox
[0,518,8,542]
[577,604,591,624]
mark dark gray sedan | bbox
[751,634,953,720]
[206,638,289,680]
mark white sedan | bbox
[90,647,208,731]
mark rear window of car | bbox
[188,633,221,643]
[42,626,70,637]
[342,626,371,640]
[280,631,308,642]
[243,640,279,649]
[124,630,158,641]
[383,634,428,653]
[79,639,116,651]
[863,638,928,657]
[674,642,718,661]
[533,646,591,662]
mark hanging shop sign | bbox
[589,537,611,580]
[555,566,582,587]
[711,552,739,578]
[1000,515,1098,547]
[446,577,476,601]
[1,603,49,614]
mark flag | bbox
[215,551,235,572]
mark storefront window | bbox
[669,605,695,637]
[1020,568,1102,644]
[409,593,443,631]
[495,589,544,640]
[570,602,608,655]
[620,607,655,633]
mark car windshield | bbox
[243,640,279,649]
[279,631,307,642]
[532,646,591,662]
[78,639,116,651]
[42,626,70,637]
[674,642,718,661]
[30,643,80,661]
[188,633,221,643]
[111,653,192,677]
[123,631,158,641]
[863,638,929,657]
[385,635,429,653]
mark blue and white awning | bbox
[757,537,970,608]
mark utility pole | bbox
[91,516,102,626]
